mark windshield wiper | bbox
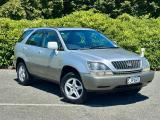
[90,46,119,49]
[108,46,119,48]
[89,46,109,49]
[78,48,91,50]
[71,46,118,50]
[70,48,90,50]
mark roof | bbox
[24,27,95,31]
[56,27,94,31]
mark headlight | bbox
[87,62,109,70]
[87,62,112,76]
[142,58,150,72]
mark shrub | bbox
[0,10,159,69]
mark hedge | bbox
[0,10,160,69]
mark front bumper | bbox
[81,71,154,91]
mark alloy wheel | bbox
[64,78,83,100]
[18,65,26,82]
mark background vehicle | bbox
[14,28,154,104]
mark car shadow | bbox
[14,78,149,107]
[83,92,148,107]
[14,78,61,97]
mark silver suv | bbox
[14,28,154,104]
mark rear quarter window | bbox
[18,30,33,42]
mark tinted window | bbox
[60,30,117,50]
[26,31,44,47]
[18,30,33,42]
[43,30,63,50]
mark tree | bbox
[63,0,96,15]
[0,0,9,6]
[0,0,26,20]
[21,0,63,19]
[0,0,160,19]
[94,0,160,18]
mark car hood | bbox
[71,48,142,61]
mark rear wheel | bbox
[17,62,31,86]
[60,72,87,104]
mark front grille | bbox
[113,69,142,75]
[112,60,141,70]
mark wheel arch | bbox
[60,65,82,82]
[16,57,25,71]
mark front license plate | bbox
[127,76,141,85]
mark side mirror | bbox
[47,42,58,50]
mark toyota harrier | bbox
[14,28,154,104]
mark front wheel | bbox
[60,72,87,104]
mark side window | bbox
[26,31,44,47]
[18,30,33,42]
[43,30,63,50]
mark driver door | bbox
[38,29,63,81]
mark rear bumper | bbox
[81,71,154,91]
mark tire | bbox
[123,88,141,95]
[17,62,31,86]
[60,72,87,104]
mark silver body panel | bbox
[14,27,154,91]
[81,71,154,91]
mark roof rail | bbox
[23,28,36,31]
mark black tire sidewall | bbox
[17,62,30,85]
[60,72,87,104]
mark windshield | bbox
[60,30,118,50]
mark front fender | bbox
[61,52,90,74]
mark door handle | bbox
[23,47,27,50]
[38,50,42,54]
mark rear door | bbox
[24,30,45,76]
